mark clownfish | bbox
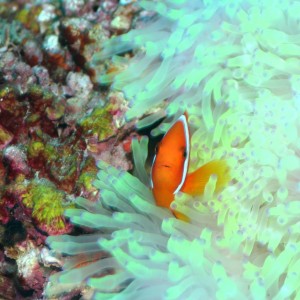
[151,113,230,219]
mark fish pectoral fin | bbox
[170,201,190,222]
[180,160,230,196]
[172,210,190,222]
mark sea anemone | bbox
[93,0,300,125]
[46,0,300,299]
[46,138,247,299]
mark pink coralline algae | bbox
[3,146,31,180]
[15,245,46,299]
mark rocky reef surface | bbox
[0,0,141,298]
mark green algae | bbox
[79,105,114,141]
[22,179,72,231]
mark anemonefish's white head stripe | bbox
[173,114,189,194]
[150,154,156,188]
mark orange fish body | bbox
[151,113,230,216]
[151,114,189,207]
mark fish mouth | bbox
[161,164,171,168]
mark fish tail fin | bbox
[180,160,230,196]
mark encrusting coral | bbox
[46,0,300,299]
[22,179,72,235]
[79,104,115,141]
